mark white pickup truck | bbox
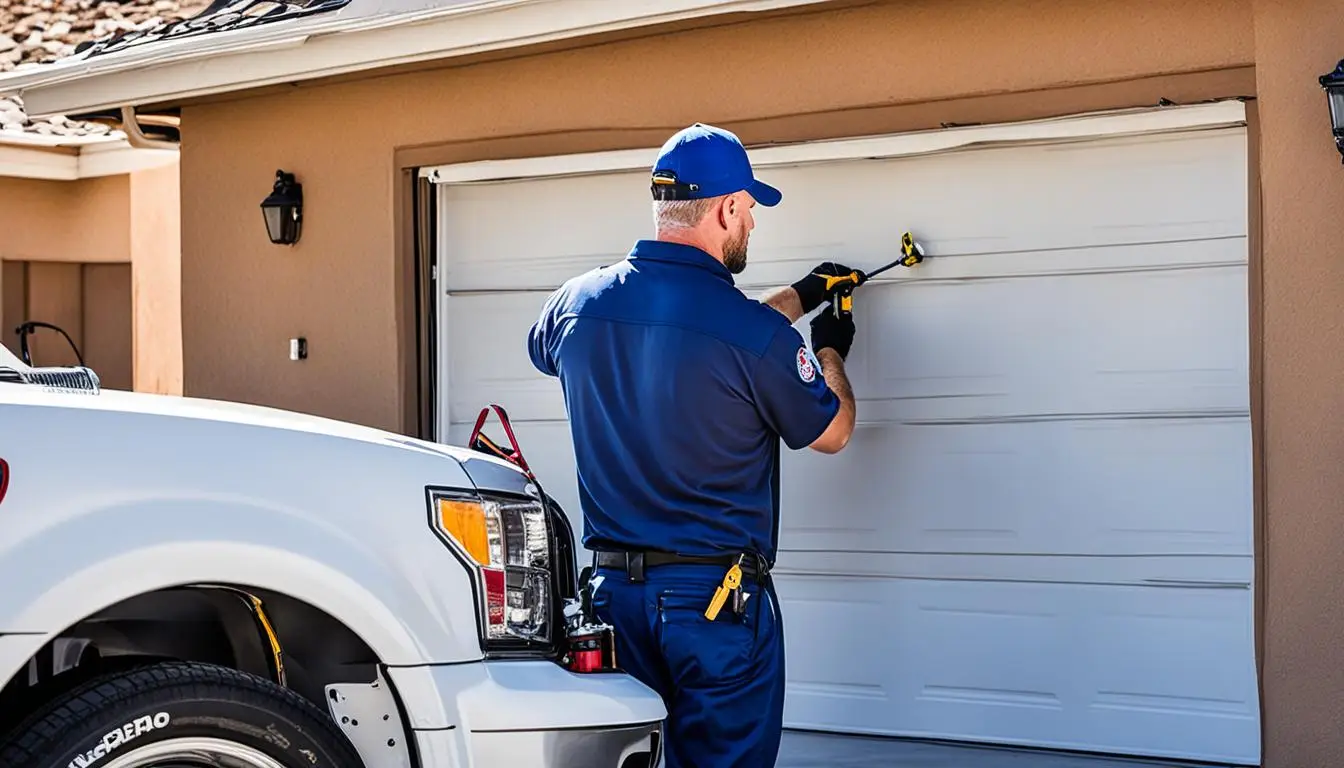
[0,341,665,768]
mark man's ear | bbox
[717,194,737,230]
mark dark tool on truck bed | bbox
[823,230,927,319]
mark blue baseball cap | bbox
[650,123,782,207]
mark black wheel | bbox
[0,660,364,768]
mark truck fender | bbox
[0,496,480,667]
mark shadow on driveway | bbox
[776,731,1208,768]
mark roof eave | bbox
[0,137,178,180]
[0,0,835,119]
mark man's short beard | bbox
[722,227,749,274]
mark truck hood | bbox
[24,382,456,454]
[0,343,532,489]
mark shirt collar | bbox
[628,239,735,285]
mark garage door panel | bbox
[741,237,1245,299]
[446,266,1250,431]
[1062,418,1252,555]
[741,134,1245,273]
[1084,587,1258,722]
[779,416,1251,556]
[903,583,1073,722]
[775,576,899,719]
[842,265,1249,423]
[773,551,1253,586]
[439,131,1246,294]
[443,292,565,424]
[438,171,651,292]
[777,574,1258,762]
[897,579,1259,760]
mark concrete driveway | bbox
[776,731,1203,768]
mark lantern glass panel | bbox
[1329,87,1344,133]
[263,205,285,243]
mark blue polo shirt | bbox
[526,239,840,563]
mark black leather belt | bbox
[593,550,770,583]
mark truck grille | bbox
[11,366,102,394]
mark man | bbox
[526,123,858,767]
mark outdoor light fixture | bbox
[260,169,303,245]
[1320,59,1344,163]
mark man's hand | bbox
[760,262,863,323]
[809,307,856,360]
[791,262,864,314]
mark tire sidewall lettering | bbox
[58,701,333,768]
[66,711,172,768]
[2,663,359,768]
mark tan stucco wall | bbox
[1251,1,1344,764]
[170,0,1344,762]
[0,174,131,264]
[0,163,182,394]
[129,162,183,396]
[0,174,131,380]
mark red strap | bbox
[467,404,534,479]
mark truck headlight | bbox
[428,489,553,650]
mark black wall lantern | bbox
[1320,60,1344,163]
[260,169,303,245]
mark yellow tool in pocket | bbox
[704,563,743,621]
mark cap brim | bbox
[747,179,782,207]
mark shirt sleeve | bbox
[751,322,842,450]
[527,289,562,377]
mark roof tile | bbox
[0,0,210,140]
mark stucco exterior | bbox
[128,162,183,396]
[53,0,1337,763]
[1251,1,1344,762]
[0,174,131,265]
[0,163,182,394]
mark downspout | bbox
[118,105,179,149]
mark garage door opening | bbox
[415,100,1259,765]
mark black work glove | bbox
[810,307,856,361]
[791,262,864,314]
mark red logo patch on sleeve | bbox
[796,347,817,383]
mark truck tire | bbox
[0,660,364,768]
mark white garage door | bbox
[423,101,1260,765]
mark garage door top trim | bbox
[420,100,1247,185]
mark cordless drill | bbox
[824,231,926,319]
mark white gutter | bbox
[0,0,836,119]
[419,100,1250,184]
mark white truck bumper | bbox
[383,660,666,768]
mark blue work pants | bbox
[591,563,785,768]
